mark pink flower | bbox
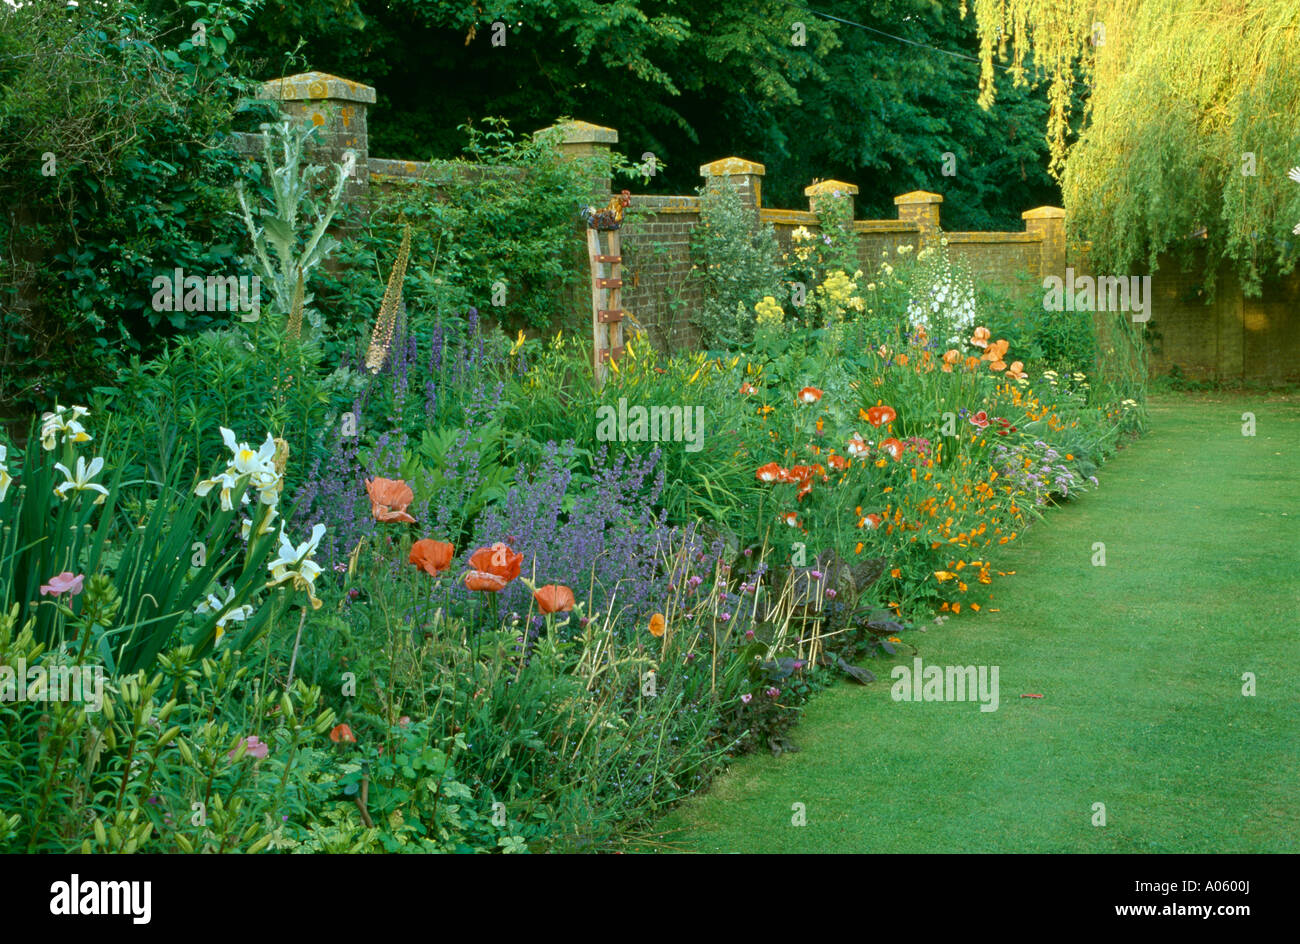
[40,572,84,596]
[766,687,781,698]
[229,736,269,761]
[740,693,753,704]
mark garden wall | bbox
[240,71,1298,382]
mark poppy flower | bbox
[534,584,576,614]
[366,477,415,524]
[860,513,884,529]
[739,382,758,395]
[781,512,800,527]
[464,570,510,592]
[468,542,523,583]
[1006,360,1027,380]
[879,438,904,461]
[329,724,356,744]
[797,386,823,404]
[982,339,1010,363]
[755,462,785,483]
[970,326,991,349]
[828,454,850,471]
[865,405,897,427]
[969,410,990,429]
[649,613,666,637]
[409,539,455,575]
[941,349,961,373]
[846,434,869,458]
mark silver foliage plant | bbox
[235,119,355,340]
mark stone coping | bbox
[260,72,376,104]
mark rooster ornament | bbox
[581,189,631,230]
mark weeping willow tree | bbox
[964,0,1300,297]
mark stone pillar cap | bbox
[805,179,858,197]
[894,190,943,205]
[1022,206,1066,220]
[260,72,376,104]
[700,157,766,177]
[536,120,618,145]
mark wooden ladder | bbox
[587,227,625,388]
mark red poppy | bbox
[534,584,576,614]
[329,723,357,744]
[797,386,823,404]
[846,434,869,458]
[827,454,850,471]
[366,477,416,523]
[409,539,455,575]
[969,410,990,429]
[866,405,897,427]
[781,512,800,527]
[755,462,785,483]
[464,571,510,592]
[880,438,905,460]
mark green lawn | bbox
[656,393,1300,853]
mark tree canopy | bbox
[214,0,1061,229]
[968,0,1300,294]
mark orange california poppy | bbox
[755,462,785,483]
[409,539,455,575]
[866,405,897,427]
[880,437,905,461]
[846,434,869,457]
[366,476,416,524]
[329,723,356,744]
[649,612,666,637]
[970,326,991,349]
[797,386,823,404]
[828,453,850,471]
[534,584,576,614]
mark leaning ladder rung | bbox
[598,309,624,323]
[593,254,622,263]
[596,278,623,288]
[599,347,626,362]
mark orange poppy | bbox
[846,434,869,458]
[409,539,455,575]
[941,349,961,373]
[739,382,758,395]
[329,723,356,744]
[755,462,785,483]
[468,542,523,582]
[366,477,416,523]
[970,326,991,349]
[781,511,800,527]
[866,405,897,427]
[649,612,666,637]
[827,453,850,471]
[1006,360,1027,380]
[879,437,905,461]
[464,571,509,592]
[534,584,576,614]
[797,386,823,404]
[464,541,523,592]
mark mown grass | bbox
[654,392,1300,852]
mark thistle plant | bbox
[235,118,355,338]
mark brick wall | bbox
[237,71,1298,383]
